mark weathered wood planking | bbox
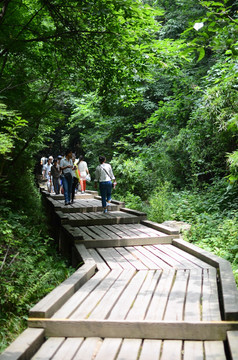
[29,262,96,318]
[125,246,161,269]
[116,339,142,360]
[0,328,44,360]
[108,270,149,320]
[94,338,122,360]
[153,244,187,269]
[137,245,172,269]
[97,247,134,269]
[96,248,124,269]
[72,337,102,360]
[115,247,148,270]
[49,197,122,213]
[164,270,189,321]
[56,211,141,226]
[166,244,213,269]
[202,268,221,321]
[184,269,202,321]
[61,223,174,248]
[145,269,175,321]
[31,337,65,360]
[28,319,238,340]
[89,269,136,320]
[160,340,182,360]
[227,331,238,360]
[51,337,84,360]
[183,341,204,360]
[204,341,226,360]
[87,248,110,271]
[52,269,110,319]
[49,191,97,200]
[172,238,238,320]
[141,219,180,235]
[139,339,162,360]
[70,269,123,319]
[126,270,162,320]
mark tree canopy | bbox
[0,0,237,190]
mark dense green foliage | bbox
[0,0,238,351]
[0,172,74,351]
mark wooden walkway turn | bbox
[1,190,238,360]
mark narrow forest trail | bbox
[1,189,238,360]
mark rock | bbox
[162,220,191,233]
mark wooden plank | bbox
[115,247,148,270]
[94,338,122,360]
[75,244,96,263]
[127,270,162,320]
[139,339,162,360]
[87,248,110,271]
[76,236,173,249]
[129,223,166,238]
[204,341,226,360]
[52,269,110,319]
[97,225,121,239]
[154,245,186,269]
[164,270,189,321]
[70,269,123,319]
[29,261,96,318]
[121,207,147,218]
[160,340,182,360]
[97,248,124,269]
[144,246,172,270]
[227,331,238,360]
[107,247,135,269]
[0,328,44,360]
[31,337,65,360]
[77,226,96,239]
[202,268,221,321]
[28,319,238,340]
[145,270,175,321]
[89,269,136,320]
[141,219,180,235]
[218,261,238,320]
[126,246,160,269]
[109,270,148,320]
[52,338,84,360]
[183,341,204,360]
[156,245,192,269]
[110,248,134,269]
[134,246,164,269]
[72,338,102,360]
[112,224,141,238]
[172,238,238,320]
[184,269,202,321]
[65,211,140,226]
[87,225,112,239]
[166,244,211,269]
[116,339,142,360]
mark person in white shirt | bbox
[60,150,74,205]
[78,155,89,194]
[42,158,52,192]
[94,155,116,213]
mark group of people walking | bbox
[41,151,116,213]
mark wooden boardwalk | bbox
[1,190,238,360]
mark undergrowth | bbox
[0,181,74,353]
[120,178,238,285]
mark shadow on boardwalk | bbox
[1,189,238,360]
